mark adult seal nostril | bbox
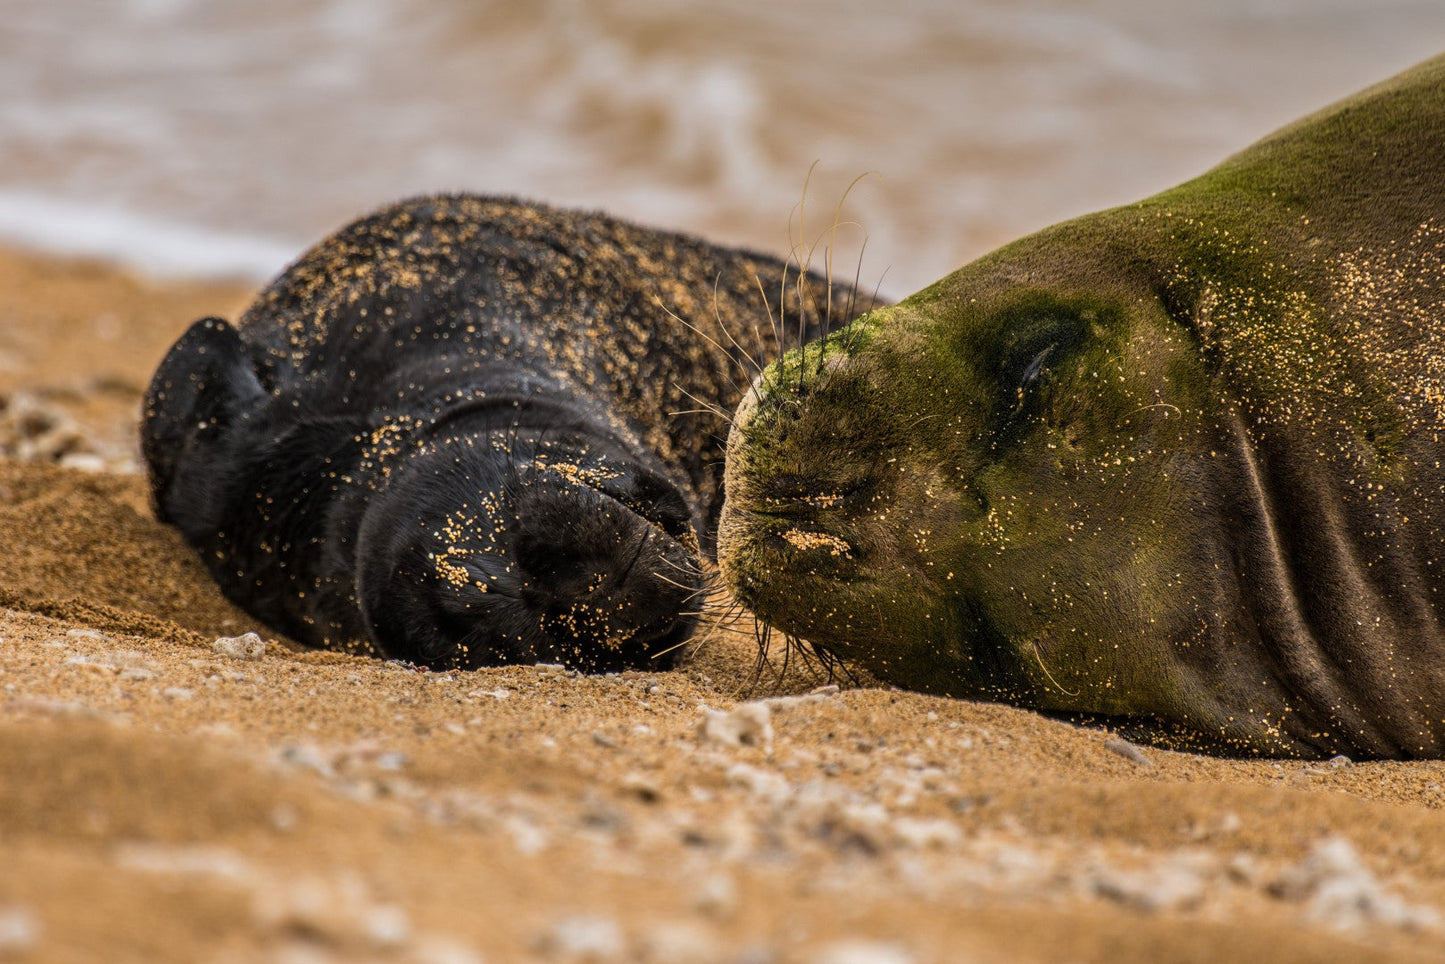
[141,194,867,672]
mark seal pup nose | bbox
[511,476,704,669]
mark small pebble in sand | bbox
[0,906,39,954]
[1225,853,1261,885]
[59,452,107,473]
[212,632,267,660]
[539,914,623,959]
[691,872,737,918]
[810,939,915,964]
[8,696,106,720]
[0,392,88,462]
[271,804,300,833]
[725,763,791,806]
[468,688,511,700]
[768,684,840,709]
[66,650,159,677]
[534,663,568,676]
[619,773,661,804]
[374,752,408,772]
[409,937,488,964]
[697,702,773,750]
[1270,837,1441,931]
[636,921,722,963]
[1088,854,1209,912]
[1103,737,1152,767]
[364,903,413,949]
[253,873,414,951]
[278,742,407,778]
[505,815,549,857]
[114,842,254,881]
[891,816,963,850]
[279,744,338,778]
[63,655,112,675]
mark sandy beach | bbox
[0,246,1443,963]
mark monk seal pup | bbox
[142,194,863,672]
[719,55,1445,758]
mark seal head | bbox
[720,55,1445,758]
[143,195,862,672]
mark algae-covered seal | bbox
[719,55,1445,758]
[143,194,862,671]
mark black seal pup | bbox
[143,194,863,672]
[719,55,1445,758]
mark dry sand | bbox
[2,247,1445,963]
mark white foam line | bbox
[0,191,297,281]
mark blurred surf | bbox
[0,0,1441,293]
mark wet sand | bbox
[3,247,1445,962]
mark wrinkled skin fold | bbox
[719,55,1445,759]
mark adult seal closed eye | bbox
[718,54,1445,759]
[142,194,863,672]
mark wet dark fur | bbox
[142,194,866,671]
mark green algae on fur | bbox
[719,54,1445,759]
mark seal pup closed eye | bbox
[719,55,1445,759]
[142,194,866,672]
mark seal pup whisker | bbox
[708,271,768,381]
[650,571,699,593]
[649,592,745,663]
[655,552,708,579]
[751,273,786,355]
[652,294,752,396]
[668,385,736,429]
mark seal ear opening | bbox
[141,317,267,533]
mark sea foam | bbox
[0,191,295,281]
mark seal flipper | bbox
[141,317,267,536]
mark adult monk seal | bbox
[142,194,863,672]
[718,55,1445,759]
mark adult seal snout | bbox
[718,55,1445,758]
[143,194,861,671]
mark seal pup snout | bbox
[510,462,703,669]
[355,436,704,673]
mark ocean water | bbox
[2,0,1443,296]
